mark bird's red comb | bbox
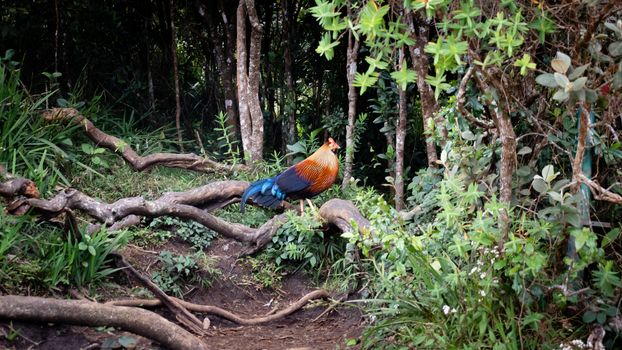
[327,137,340,149]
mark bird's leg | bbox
[299,199,304,215]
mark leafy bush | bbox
[44,228,129,288]
[0,211,128,291]
[342,137,622,349]
[266,208,346,275]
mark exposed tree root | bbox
[41,107,249,173]
[112,252,206,335]
[0,295,208,350]
[106,289,330,325]
[0,177,371,253]
[0,166,372,341]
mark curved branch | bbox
[0,295,208,350]
[106,289,329,325]
[319,199,372,234]
[1,176,373,252]
[456,66,494,129]
[41,108,249,173]
[112,253,205,335]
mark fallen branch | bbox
[0,295,208,350]
[112,252,206,335]
[106,289,329,325]
[41,107,248,173]
[318,199,372,235]
[1,177,372,253]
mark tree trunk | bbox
[282,0,296,159]
[169,0,184,152]
[394,49,407,211]
[342,23,360,189]
[236,0,263,163]
[201,0,240,144]
[406,12,440,166]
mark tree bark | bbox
[200,0,240,143]
[236,0,264,163]
[282,0,297,158]
[394,48,407,211]
[169,0,184,152]
[0,295,208,350]
[342,13,360,189]
[405,12,440,166]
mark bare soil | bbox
[0,236,366,350]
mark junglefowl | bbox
[240,138,340,212]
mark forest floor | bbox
[0,235,366,350]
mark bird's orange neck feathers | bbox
[307,142,339,171]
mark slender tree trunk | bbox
[394,49,407,211]
[201,1,240,143]
[143,17,156,110]
[342,23,360,189]
[282,0,296,159]
[236,0,263,163]
[246,0,264,162]
[169,0,183,151]
[406,12,441,166]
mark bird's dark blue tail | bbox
[240,177,283,213]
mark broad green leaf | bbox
[568,64,589,80]
[532,178,549,194]
[573,229,590,251]
[541,164,557,182]
[553,72,569,88]
[583,310,596,323]
[535,73,557,87]
[548,191,563,203]
[517,146,532,155]
[571,77,588,91]
[81,143,93,154]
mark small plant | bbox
[241,255,283,289]
[151,251,215,297]
[80,143,110,169]
[45,228,129,288]
[149,217,217,249]
[214,111,240,163]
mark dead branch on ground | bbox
[0,177,371,253]
[112,252,206,335]
[41,107,248,173]
[0,295,208,350]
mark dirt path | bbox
[0,237,365,349]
